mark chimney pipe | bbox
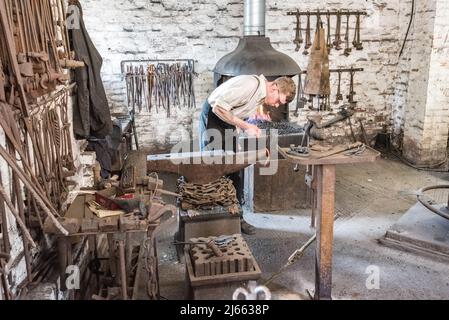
[244,0,265,36]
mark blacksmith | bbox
[199,75,297,234]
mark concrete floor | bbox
[156,156,449,300]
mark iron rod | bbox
[287,11,367,16]
[300,68,364,74]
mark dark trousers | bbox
[199,100,244,205]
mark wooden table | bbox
[278,145,380,300]
[53,194,159,300]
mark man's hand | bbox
[244,124,261,138]
[213,106,262,138]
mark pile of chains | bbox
[294,67,363,114]
[177,177,240,214]
[289,10,366,56]
[125,61,196,117]
[143,234,159,300]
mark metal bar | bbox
[120,59,195,75]
[11,170,33,282]
[287,11,367,16]
[0,185,36,248]
[314,164,335,300]
[300,68,364,74]
[0,144,69,235]
[0,174,11,255]
[0,0,30,117]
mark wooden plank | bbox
[44,217,81,235]
[99,217,119,232]
[314,165,335,300]
[81,218,99,233]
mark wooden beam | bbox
[314,164,335,300]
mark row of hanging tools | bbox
[290,10,366,56]
[295,68,363,113]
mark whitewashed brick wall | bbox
[81,0,449,162]
[401,0,449,165]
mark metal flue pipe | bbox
[244,0,266,36]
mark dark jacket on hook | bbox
[69,0,112,139]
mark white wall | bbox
[80,0,404,148]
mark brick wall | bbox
[80,0,401,148]
[400,0,449,165]
[81,0,449,162]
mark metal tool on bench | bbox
[287,119,315,158]
[344,143,366,156]
[316,142,365,159]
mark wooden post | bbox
[118,240,127,300]
[58,238,68,291]
[314,164,335,300]
[107,234,117,280]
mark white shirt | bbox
[208,75,267,120]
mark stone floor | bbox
[155,155,449,300]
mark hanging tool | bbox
[343,11,352,56]
[303,12,312,55]
[333,10,342,50]
[294,73,307,116]
[353,13,363,50]
[293,10,303,52]
[326,11,333,53]
[347,69,357,107]
[334,70,343,104]
[315,10,321,51]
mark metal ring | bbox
[416,185,449,220]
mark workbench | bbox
[45,193,174,300]
[278,145,380,300]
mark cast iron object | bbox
[147,149,269,184]
[417,185,449,220]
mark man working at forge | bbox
[199,74,296,234]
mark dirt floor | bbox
[155,155,449,300]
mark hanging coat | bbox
[69,0,112,139]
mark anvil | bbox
[147,149,269,184]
